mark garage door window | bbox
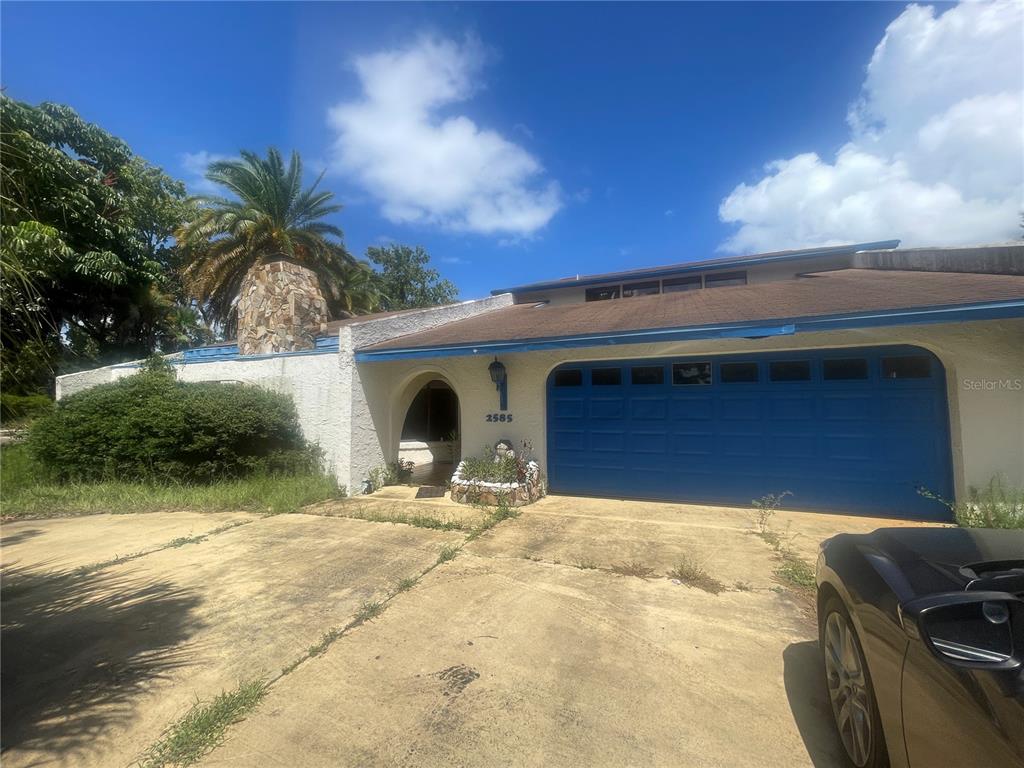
[673,362,712,385]
[554,369,583,387]
[882,355,932,379]
[631,366,665,385]
[769,360,811,382]
[592,368,622,386]
[823,358,869,381]
[720,362,759,383]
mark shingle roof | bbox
[361,269,1024,352]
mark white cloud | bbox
[719,0,1023,253]
[180,151,231,195]
[439,255,470,265]
[327,34,562,237]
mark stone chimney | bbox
[236,260,329,355]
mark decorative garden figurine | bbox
[493,439,514,462]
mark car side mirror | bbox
[899,591,1023,670]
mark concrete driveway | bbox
[1,495,936,767]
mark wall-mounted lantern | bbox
[488,358,508,411]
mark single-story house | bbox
[59,240,1024,521]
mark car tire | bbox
[820,594,890,768]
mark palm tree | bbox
[176,148,375,334]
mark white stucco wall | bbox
[54,294,513,493]
[55,308,1023,503]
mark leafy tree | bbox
[176,148,375,333]
[0,96,207,392]
[366,244,458,311]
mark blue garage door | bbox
[546,346,953,520]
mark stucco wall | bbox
[54,294,514,493]
[55,310,1023,504]
[367,319,1024,501]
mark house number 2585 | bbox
[485,413,514,423]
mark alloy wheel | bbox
[824,610,873,767]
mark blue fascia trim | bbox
[115,335,345,368]
[353,298,1024,362]
[489,240,901,296]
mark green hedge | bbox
[28,366,321,482]
[1,393,54,424]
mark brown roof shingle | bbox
[361,269,1024,352]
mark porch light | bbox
[488,358,506,386]
[488,358,508,411]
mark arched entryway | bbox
[398,378,461,486]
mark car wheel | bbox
[820,595,889,768]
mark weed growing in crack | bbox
[610,561,656,579]
[137,679,267,768]
[395,576,419,593]
[437,544,460,564]
[667,557,725,594]
[354,600,385,625]
[750,492,815,594]
[776,553,815,589]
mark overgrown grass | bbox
[1,445,344,519]
[334,505,468,531]
[137,679,268,768]
[667,557,725,594]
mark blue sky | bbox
[3,1,1019,300]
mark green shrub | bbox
[920,476,1024,529]
[27,366,321,483]
[1,393,54,425]
[365,459,413,492]
[460,441,536,484]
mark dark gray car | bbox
[816,528,1024,768]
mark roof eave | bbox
[354,297,1024,362]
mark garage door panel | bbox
[631,398,668,420]
[548,347,953,519]
[670,432,715,455]
[552,398,584,420]
[717,433,763,458]
[823,394,874,421]
[768,434,817,460]
[589,398,624,419]
[881,393,938,422]
[551,428,586,452]
[770,396,816,421]
[718,395,761,421]
[670,398,714,421]
[629,431,668,454]
[590,432,625,453]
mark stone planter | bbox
[449,460,544,507]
